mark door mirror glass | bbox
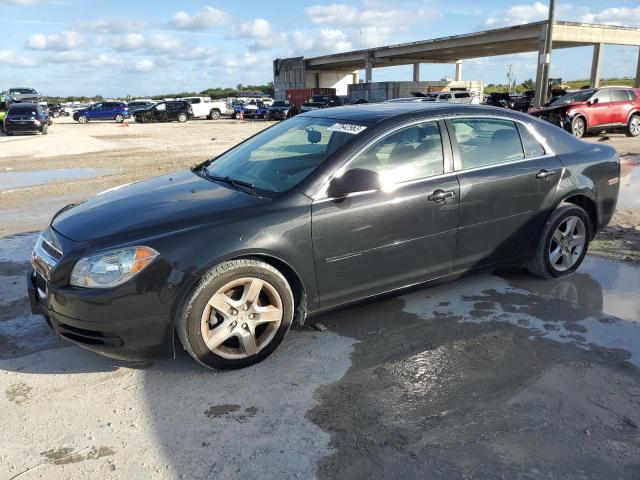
[327,168,380,198]
[590,98,599,105]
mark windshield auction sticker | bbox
[327,123,367,134]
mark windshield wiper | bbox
[200,170,259,196]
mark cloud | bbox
[232,18,285,50]
[134,59,154,72]
[112,33,145,51]
[170,6,230,30]
[146,33,183,52]
[579,7,640,27]
[75,17,147,34]
[26,30,84,51]
[0,49,39,67]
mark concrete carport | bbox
[273,21,640,106]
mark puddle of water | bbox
[0,168,104,191]
[619,155,639,209]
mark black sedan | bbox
[134,101,192,123]
[4,103,50,136]
[27,103,620,369]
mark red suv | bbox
[529,86,640,138]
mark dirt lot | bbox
[1,117,639,479]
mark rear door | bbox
[609,89,634,125]
[312,119,459,308]
[447,116,562,271]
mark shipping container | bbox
[285,88,336,110]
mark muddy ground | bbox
[1,118,639,479]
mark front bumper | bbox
[26,269,177,361]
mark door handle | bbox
[535,169,556,180]
[428,189,455,203]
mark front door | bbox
[588,89,613,127]
[87,103,103,120]
[448,117,563,271]
[312,120,459,309]
[153,103,168,122]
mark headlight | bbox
[70,246,158,288]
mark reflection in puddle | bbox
[619,155,639,209]
[0,168,105,191]
[497,256,640,323]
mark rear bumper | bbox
[26,270,175,361]
[5,123,42,133]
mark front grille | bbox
[41,239,62,261]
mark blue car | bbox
[73,101,130,124]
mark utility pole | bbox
[540,0,555,105]
[506,64,513,92]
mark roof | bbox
[300,102,524,123]
[304,21,640,70]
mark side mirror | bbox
[327,168,380,198]
[590,98,599,105]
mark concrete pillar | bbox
[454,61,463,81]
[412,63,420,82]
[365,51,374,83]
[590,43,603,88]
[635,47,640,88]
[534,27,548,107]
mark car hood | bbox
[51,170,267,243]
[529,101,586,115]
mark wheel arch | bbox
[626,109,640,122]
[557,193,597,238]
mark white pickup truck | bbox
[181,97,230,120]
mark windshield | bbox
[550,90,593,106]
[10,88,36,95]
[9,106,37,115]
[272,101,289,107]
[204,116,367,194]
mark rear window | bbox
[9,106,38,115]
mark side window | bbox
[451,118,524,169]
[592,89,611,104]
[440,93,452,101]
[191,98,201,104]
[347,121,444,186]
[610,89,629,102]
[517,124,546,158]
[455,92,470,99]
[155,103,166,111]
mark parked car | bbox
[3,103,50,135]
[27,103,619,370]
[266,100,293,120]
[73,102,130,124]
[528,86,640,138]
[231,100,267,119]
[47,104,65,118]
[6,87,41,105]
[127,100,155,115]
[300,95,342,112]
[512,91,535,112]
[484,92,519,109]
[134,101,192,123]
[181,96,229,120]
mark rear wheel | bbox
[626,114,640,137]
[209,109,221,120]
[527,203,590,278]
[41,125,48,135]
[571,116,586,138]
[177,112,188,123]
[77,114,88,124]
[178,259,294,370]
[52,111,60,118]
[115,114,125,123]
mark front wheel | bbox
[77,115,88,124]
[52,111,60,118]
[178,259,294,370]
[177,113,188,123]
[626,115,640,137]
[115,114,125,123]
[527,203,591,279]
[571,116,586,138]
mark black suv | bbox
[4,103,50,136]
[134,101,192,123]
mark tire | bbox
[626,114,640,137]
[115,114,125,123]
[209,109,221,120]
[571,116,586,138]
[41,125,48,135]
[178,259,294,370]
[6,131,14,136]
[231,113,237,120]
[77,115,88,124]
[527,203,591,279]
[52,111,60,118]
[177,112,188,123]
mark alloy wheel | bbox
[572,118,585,138]
[630,116,640,136]
[200,277,283,359]
[548,215,586,272]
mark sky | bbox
[1,0,640,97]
